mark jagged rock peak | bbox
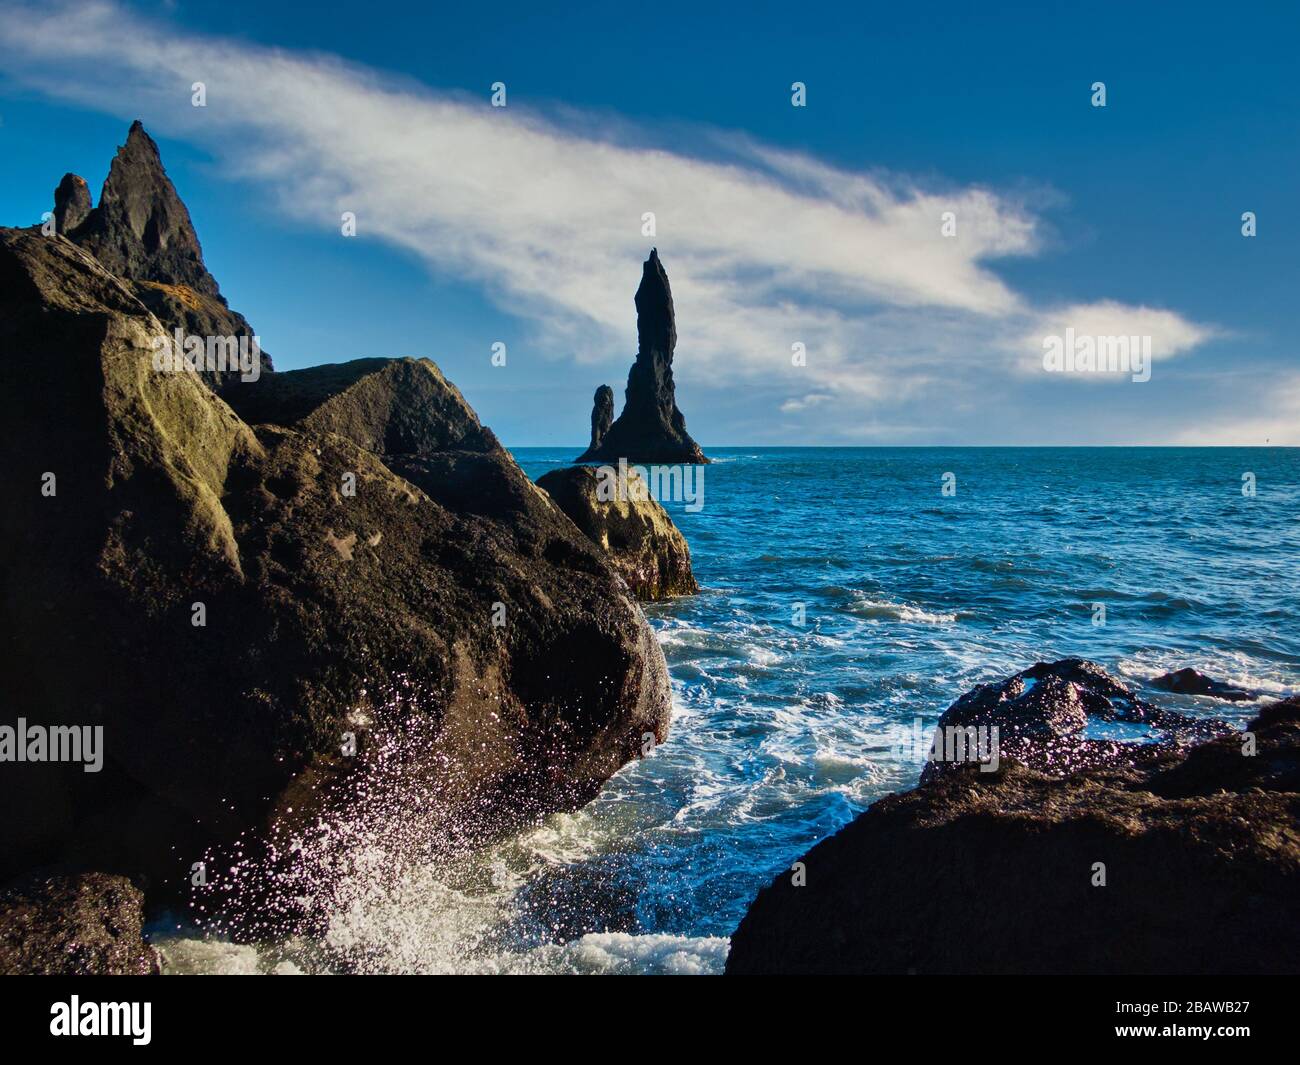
[66,119,220,298]
[635,247,676,361]
[589,384,614,451]
[51,121,271,388]
[575,249,708,465]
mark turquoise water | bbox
[159,447,1300,973]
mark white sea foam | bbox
[846,592,958,625]
[477,932,728,975]
[156,937,283,975]
[154,930,727,976]
[1118,650,1292,703]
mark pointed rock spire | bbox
[589,385,614,452]
[53,121,271,388]
[69,120,218,296]
[53,174,92,235]
[576,249,707,464]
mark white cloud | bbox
[0,0,1215,436]
[1040,301,1213,359]
[779,393,834,414]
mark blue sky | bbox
[1,0,1296,445]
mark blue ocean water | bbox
[158,447,1300,974]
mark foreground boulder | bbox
[0,226,671,901]
[576,249,708,465]
[727,664,1299,975]
[0,873,158,975]
[537,466,698,601]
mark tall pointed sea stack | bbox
[576,249,708,464]
[53,120,270,387]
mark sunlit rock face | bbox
[0,874,158,976]
[537,465,699,601]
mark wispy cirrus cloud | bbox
[0,0,1216,438]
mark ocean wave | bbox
[173,448,1300,975]
[154,930,728,976]
[1117,651,1295,704]
[469,933,730,975]
[842,592,958,625]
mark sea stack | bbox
[576,249,708,464]
[588,384,615,453]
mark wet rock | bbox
[726,668,1294,975]
[924,658,1228,781]
[1152,667,1257,702]
[537,465,698,601]
[576,250,707,465]
[0,873,158,975]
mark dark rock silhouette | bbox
[53,173,92,234]
[0,873,158,976]
[53,121,270,388]
[537,465,698,600]
[0,227,671,914]
[576,249,707,464]
[589,384,615,453]
[63,120,214,294]
[924,658,1228,781]
[727,664,1297,975]
[1152,667,1256,702]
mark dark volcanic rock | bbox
[537,466,698,601]
[0,873,158,975]
[56,121,270,388]
[726,666,1296,975]
[1153,667,1257,702]
[64,120,216,295]
[222,356,499,456]
[53,173,92,234]
[924,658,1228,780]
[0,227,670,901]
[589,384,615,453]
[576,250,707,465]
